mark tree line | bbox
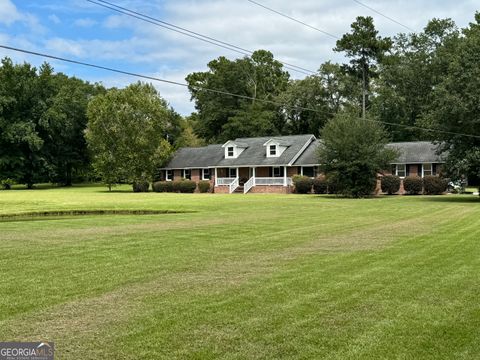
[0,14,479,190]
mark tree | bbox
[318,112,397,198]
[424,13,480,192]
[186,50,289,142]
[0,58,47,188]
[85,82,174,191]
[278,62,360,136]
[41,75,104,185]
[372,18,459,141]
[334,16,392,118]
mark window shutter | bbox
[391,165,396,175]
[406,165,410,177]
[269,167,273,177]
[432,163,437,175]
[418,164,422,175]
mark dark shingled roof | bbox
[387,141,445,163]
[165,144,223,169]
[293,140,446,166]
[165,136,445,169]
[293,139,321,166]
[215,134,314,167]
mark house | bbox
[159,135,445,194]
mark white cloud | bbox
[0,0,22,25]
[48,14,61,24]
[73,17,97,27]
[7,0,480,114]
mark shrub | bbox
[312,177,328,194]
[293,175,313,194]
[403,176,423,195]
[423,175,447,195]
[326,177,338,194]
[173,179,196,193]
[132,181,149,192]
[198,180,211,193]
[1,178,15,190]
[381,175,401,195]
[152,181,174,192]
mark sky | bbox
[0,0,478,115]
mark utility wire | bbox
[246,0,340,40]
[1,44,479,140]
[86,0,316,76]
[352,0,416,32]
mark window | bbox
[183,169,191,180]
[228,168,237,178]
[227,146,234,157]
[166,170,173,181]
[202,168,210,180]
[302,166,315,178]
[269,144,277,156]
[396,164,406,177]
[272,167,284,177]
[423,163,432,177]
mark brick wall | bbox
[287,166,299,177]
[255,167,270,177]
[214,186,230,194]
[249,185,292,194]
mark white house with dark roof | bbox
[160,135,445,194]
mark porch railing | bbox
[229,177,239,193]
[217,177,235,185]
[244,176,255,194]
[255,177,292,186]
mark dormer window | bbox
[264,138,288,158]
[222,140,248,159]
[269,145,277,156]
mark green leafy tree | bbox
[424,13,480,192]
[41,75,104,185]
[278,62,360,136]
[318,112,397,198]
[372,18,459,141]
[85,82,174,191]
[186,50,289,142]
[334,16,392,118]
[0,58,47,188]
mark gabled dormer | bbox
[263,138,289,158]
[222,140,248,159]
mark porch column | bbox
[283,166,287,186]
[253,167,256,186]
[214,168,218,186]
[300,166,303,176]
[236,167,239,178]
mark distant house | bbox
[159,135,445,194]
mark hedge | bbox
[312,177,328,194]
[381,175,401,195]
[198,180,211,193]
[403,176,423,195]
[152,181,173,192]
[132,181,149,192]
[292,175,313,194]
[423,175,447,195]
[173,180,196,193]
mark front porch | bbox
[214,166,296,194]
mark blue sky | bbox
[0,0,478,115]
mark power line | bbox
[1,44,479,140]
[246,0,340,40]
[86,0,316,76]
[352,0,416,32]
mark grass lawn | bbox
[0,185,479,359]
